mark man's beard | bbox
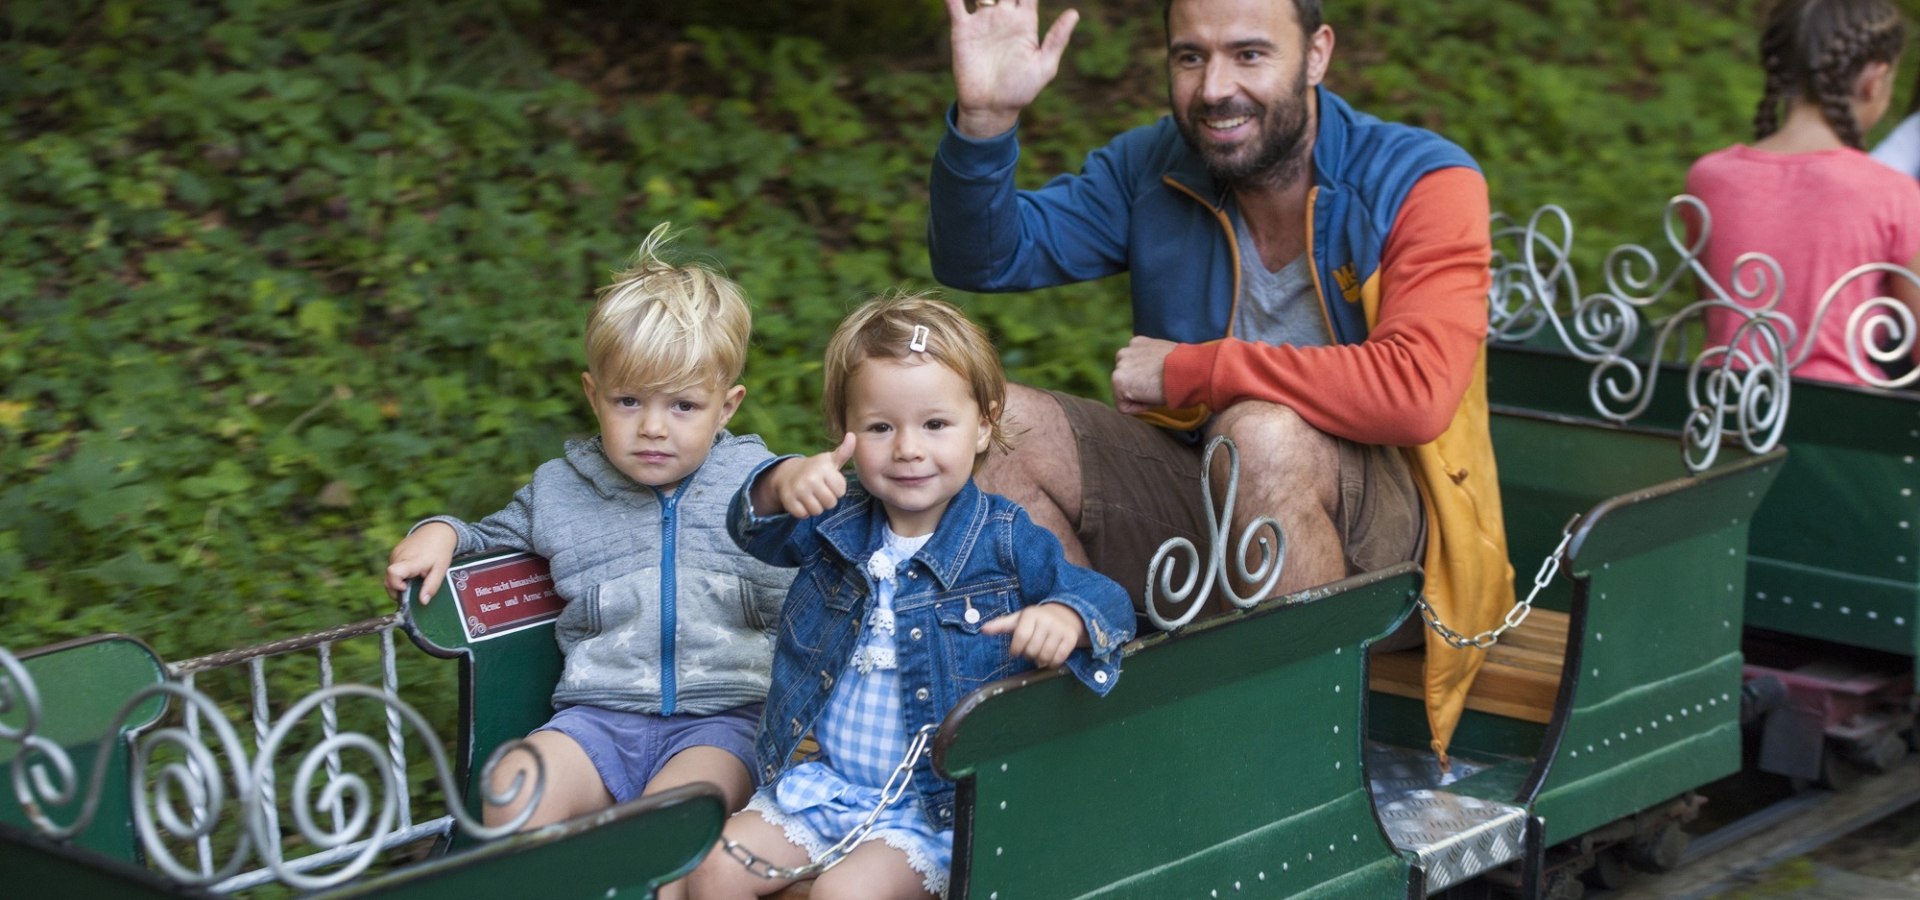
[1174,64,1312,189]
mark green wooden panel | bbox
[1489,412,1703,616]
[1741,380,1920,657]
[1746,558,1914,654]
[320,784,724,900]
[1487,344,1695,429]
[1532,450,1783,843]
[1491,343,1920,659]
[400,551,565,836]
[1367,693,1546,763]
[1478,399,1782,842]
[0,636,169,863]
[0,821,215,900]
[937,566,1420,900]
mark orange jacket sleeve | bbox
[1162,168,1492,446]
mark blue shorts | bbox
[535,703,763,804]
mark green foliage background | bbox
[5,0,1918,661]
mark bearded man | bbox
[926,0,1512,670]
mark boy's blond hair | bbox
[823,292,1011,463]
[585,223,750,392]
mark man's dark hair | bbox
[1162,0,1323,38]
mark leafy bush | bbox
[5,0,1915,664]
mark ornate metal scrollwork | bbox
[1491,195,1798,471]
[1818,262,1920,389]
[1143,436,1286,631]
[0,645,546,891]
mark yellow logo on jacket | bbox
[1333,263,1362,303]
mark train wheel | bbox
[1586,846,1637,890]
[1626,822,1689,873]
[1791,746,1867,792]
[1819,751,1865,791]
[1541,869,1586,900]
[1859,730,1909,772]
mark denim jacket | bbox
[730,459,1135,827]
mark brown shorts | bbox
[1046,390,1426,608]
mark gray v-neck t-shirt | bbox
[1231,208,1331,348]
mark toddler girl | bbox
[686,293,1134,900]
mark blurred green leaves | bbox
[5,0,1909,661]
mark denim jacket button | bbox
[1094,670,1110,684]
[915,687,930,701]
[789,718,803,736]
[939,807,951,819]
[763,764,776,781]
[910,627,924,641]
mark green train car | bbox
[0,407,1783,899]
[3,199,1840,899]
[1485,197,1920,791]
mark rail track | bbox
[1594,756,1920,898]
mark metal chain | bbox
[1416,515,1578,650]
[725,724,940,881]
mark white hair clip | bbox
[909,325,929,353]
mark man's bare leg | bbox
[1206,402,1345,598]
[977,383,1090,567]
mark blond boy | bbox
[386,226,791,842]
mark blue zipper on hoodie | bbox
[659,488,680,716]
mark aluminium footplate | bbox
[1366,741,1529,893]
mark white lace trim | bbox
[874,828,951,898]
[866,551,899,582]
[868,530,931,584]
[742,795,950,898]
[868,604,896,635]
[849,644,897,675]
[744,792,832,859]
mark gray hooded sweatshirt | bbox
[421,432,792,715]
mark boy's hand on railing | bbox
[981,603,1088,669]
[757,434,857,519]
[385,523,458,605]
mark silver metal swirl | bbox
[1806,262,1920,388]
[1,643,546,891]
[247,684,542,890]
[1682,306,1791,470]
[1492,195,1796,472]
[1144,437,1286,631]
[0,646,41,744]
[1,659,260,887]
[132,685,258,882]
[1488,204,1579,344]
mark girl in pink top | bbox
[1686,0,1920,385]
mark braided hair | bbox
[1754,0,1906,149]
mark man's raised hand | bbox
[946,0,1079,139]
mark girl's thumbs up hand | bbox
[759,433,857,519]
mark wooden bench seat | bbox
[1370,609,1570,724]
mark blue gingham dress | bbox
[747,529,953,896]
